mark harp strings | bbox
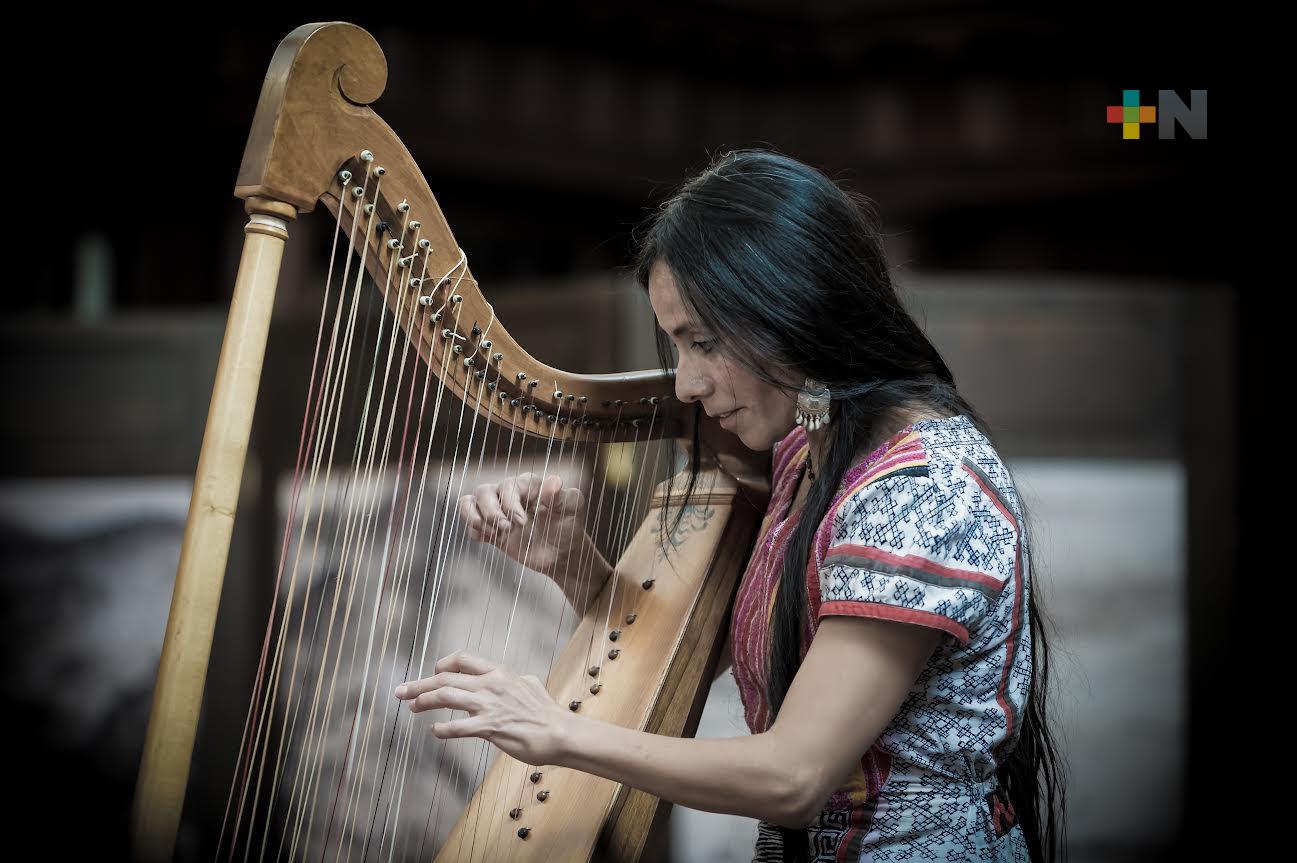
[285,174,415,858]
[418,322,509,860]
[217,155,663,861]
[420,379,528,860]
[463,377,567,857]
[490,401,661,862]
[320,250,473,859]
[395,322,489,862]
[368,306,454,860]
[332,192,422,849]
[222,162,387,860]
[368,258,456,857]
[487,394,582,856]
[281,173,456,860]
[336,202,456,856]
[354,269,485,858]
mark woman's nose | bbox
[674,358,711,404]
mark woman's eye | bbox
[692,339,716,354]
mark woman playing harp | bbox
[131,23,1067,863]
[398,150,1068,862]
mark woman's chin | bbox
[727,424,755,450]
[734,426,778,453]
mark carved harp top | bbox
[237,21,679,443]
[132,20,769,863]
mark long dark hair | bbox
[633,149,1068,862]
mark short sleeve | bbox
[817,473,1003,646]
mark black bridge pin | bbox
[569,700,582,711]
[530,771,543,783]
[517,827,531,839]
[509,807,522,820]
[536,790,550,802]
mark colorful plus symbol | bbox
[1106,90,1157,139]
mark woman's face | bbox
[647,259,799,451]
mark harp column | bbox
[131,196,297,862]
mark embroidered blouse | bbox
[729,415,1032,861]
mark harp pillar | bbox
[131,197,297,862]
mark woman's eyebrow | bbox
[668,323,694,338]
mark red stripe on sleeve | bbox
[819,600,970,646]
[824,543,1004,592]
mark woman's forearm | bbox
[554,713,809,827]
[550,542,614,617]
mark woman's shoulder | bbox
[822,414,995,546]
[908,414,1024,534]
[833,414,1012,505]
[823,414,1024,581]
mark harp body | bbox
[133,21,770,862]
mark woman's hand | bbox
[394,650,571,767]
[459,472,590,577]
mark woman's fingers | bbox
[395,660,498,713]
[434,649,499,676]
[513,473,548,520]
[394,670,482,701]
[393,652,498,704]
[409,686,482,715]
[431,716,490,740]
[458,494,483,536]
[498,477,527,524]
[390,656,564,764]
[471,485,511,534]
[535,474,564,509]
[555,485,584,516]
[517,473,581,517]
[460,475,581,549]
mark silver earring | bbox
[795,378,832,431]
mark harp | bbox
[132,21,769,862]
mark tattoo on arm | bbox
[656,503,717,561]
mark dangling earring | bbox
[795,378,832,431]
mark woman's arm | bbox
[548,541,614,618]
[396,615,943,828]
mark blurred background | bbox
[1,3,1249,861]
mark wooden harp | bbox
[131,21,769,862]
